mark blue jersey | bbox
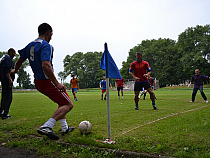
[100,80,111,89]
[18,38,54,80]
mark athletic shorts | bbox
[117,87,123,91]
[102,89,106,93]
[34,79,71,106]
[134,82,151,92]
[72,88,77,93]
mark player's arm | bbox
[42,60,66,92]
[69,81,72,90]
[6,73,13,86]
[143,67,151,78]
[99,82,102,89]
[12,57,24,74]
[129,70,140,81]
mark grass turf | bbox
[0,86,209,157]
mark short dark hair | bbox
[8,48,15,55]
[38,23,52,36]
[136,52,142,56]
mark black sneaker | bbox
[153,106,158,110]
[37,127,59,140]
[104,98,106,100]
[101,98,103,100]
[135,107,139,110]
[62,126,75,136]
[2,115,14,120]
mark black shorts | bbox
[134,82,151,91]
[117,87,123,91]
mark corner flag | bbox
[100,43,122,79]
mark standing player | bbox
[99,76,112,100]
[0,48,16,119]
[129,52,157,110]
[12,23,74,140]
[69,74,79,101]
[189,69,210,103]
[115,77,124,99]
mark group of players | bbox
[1,23,209,140]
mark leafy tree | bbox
[63,51,104,89]
[177,24,210,80]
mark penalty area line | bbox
[115,105,209,138]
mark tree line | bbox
[1,24,209,89]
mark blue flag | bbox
[100,43,122,79]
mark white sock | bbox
[122,96,123,99]
[60,119,68,131]
[42,118,56,129]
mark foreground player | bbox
[189,69,210,103]
[69,74,79,101]
[12,23,74,140]
[129,52,157,110]
[115,77,124,99]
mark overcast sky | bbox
[0,0,210,85]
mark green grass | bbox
[0,86,209,158]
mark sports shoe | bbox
[2,115,14,120]
[61,126,75,136]
[135,106,139,110]
[205,100,208,103]
[104,98,106,100]
[37,127,59,140]
[153,106,158,110]
[75,98,78,101]
[101,98,103,100]
[190,101,194,103]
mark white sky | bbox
[0,0,210,85]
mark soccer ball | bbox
[79,121,92,134]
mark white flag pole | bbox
[106,77,111,139]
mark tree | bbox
[63,51,104,89]
[177,25,210,80]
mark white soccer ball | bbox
[79,121,92,134]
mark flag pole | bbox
[105,43,111,139]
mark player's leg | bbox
[121,88,123,99]
[191,88,198,102]
[134,83,141,110]
[73,88,78,101]
[199,87,208,102]
[147,85,157,110]
[35,79,74,140]
[104,90,107,100]
[143,90,147,100]
[117,87,120,99]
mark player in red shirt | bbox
[129,52,157,110]
[115,77,125,99]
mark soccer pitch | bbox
[0,87,209,157]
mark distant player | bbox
[99,76,112,100]
[129,52,157,110]
[115,77,124,99]
[69,74,79,101]
[189,69,210,103]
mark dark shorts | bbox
[134,82,151,92]
[117,87,123,91]
[35,79,71,106]
[72,88,77,93]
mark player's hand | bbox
[56,83,66,92]
[9,80,13,86]
[143,74,148,78]
[10,69,19,74]
[134,76,141,82]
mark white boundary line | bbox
[115,105,209,138]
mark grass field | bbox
[0,85,209,158]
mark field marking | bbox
[115,105,209,138]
